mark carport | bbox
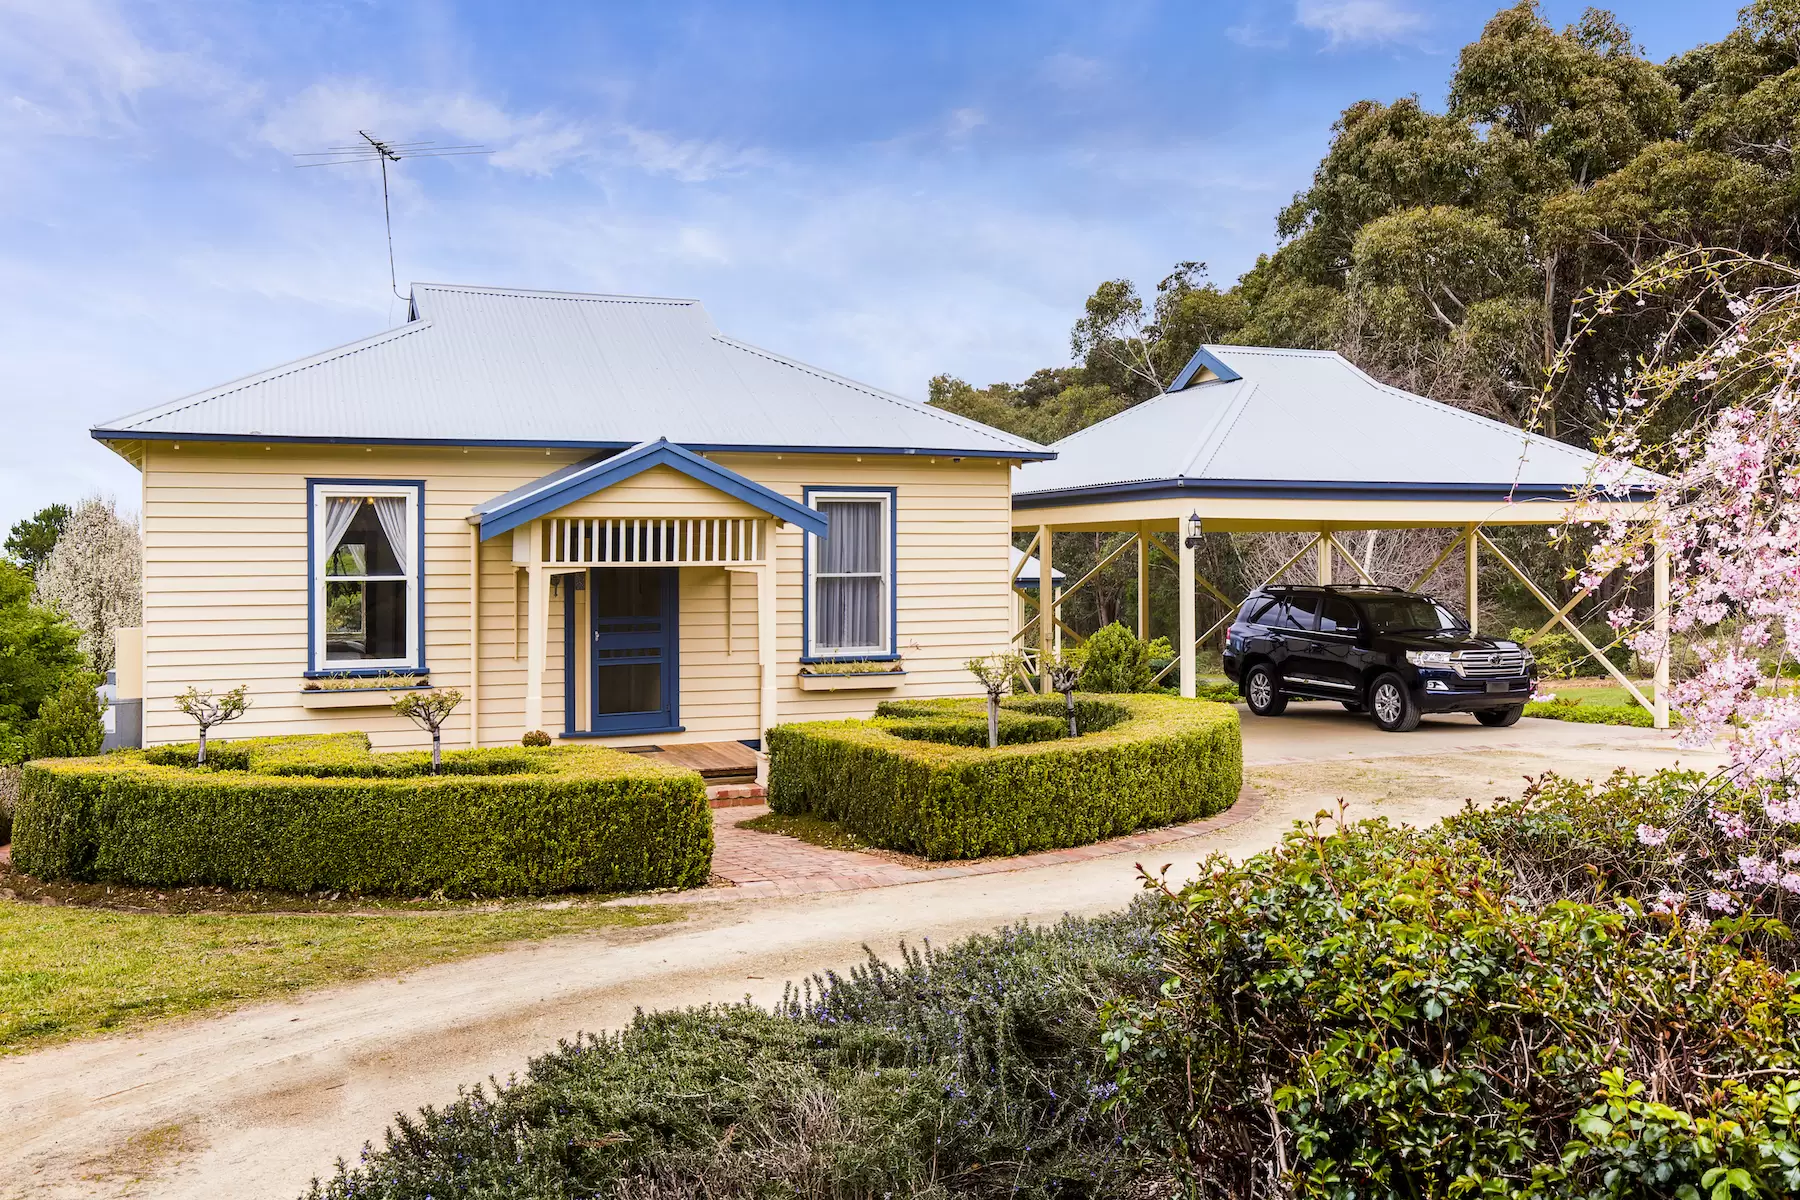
[1009,345,1669,727]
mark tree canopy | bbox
[932,0,1800,448]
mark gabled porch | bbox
[466,439,828,747]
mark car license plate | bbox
[1486,680,1511,693]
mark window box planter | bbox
[299,682,432,709]
[796,668,906,692]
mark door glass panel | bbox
[1318,598,1358,633]
[593,569,662,619]
[595,664,662,715]
[1273,593,1319,631]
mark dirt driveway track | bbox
[0,713,1717,1199]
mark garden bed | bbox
[12,734,712,897]
[765,694,1242,859]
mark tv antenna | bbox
[295,131,493,301]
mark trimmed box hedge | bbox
[13,735,712,897]
[765,693,1242,859]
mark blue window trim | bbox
[305,478,427,677]
[801,485,899,664]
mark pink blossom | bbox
[1706,890,1739,913]
[1637,824,1670,847]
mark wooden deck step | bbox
[619,740,760,783]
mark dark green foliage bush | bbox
[0,560,86,763]
[305,907,1172,1200]
[1076,622,1165,692]
[767,693,1242,859]
[1104,799,1800,1197]
[23,672,104,759]
[12,738,711,896]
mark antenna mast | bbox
[295,131,493,302]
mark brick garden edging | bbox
[663,783,1268,903]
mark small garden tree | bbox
[175,685,250,765]
[1078,622,1171,693]
[965,652,1025,748]
[1046,648,1086,736]
[392,687,464,774]
[25,673,105,759]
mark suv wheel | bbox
[1243,663,1287,717]
[1475,706,1523,728]
[1367,673,1421,732]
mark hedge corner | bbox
[765,693,1242,860]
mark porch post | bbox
[1136,527,1150,638]
[758,552,778,745]
[524,526,550,735]
[1464,524,1479,634]
[1653,535,1670,730]
[1316,531,1332,585]
[1037,524,1053,685]
[1178,522,1196,699]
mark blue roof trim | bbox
[1012,477,1658,507]
[474,438,831,540]
[90,429,1054,461]
[1167,346,1243,391]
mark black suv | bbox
[1222,585,1535,732]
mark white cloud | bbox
[613,125,766,182]
[1295,0,1427,47]
[946,107,986,140]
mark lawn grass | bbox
[0,895,682,1055]
[737,810,887,854]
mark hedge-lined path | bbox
[705,798,1266,896]
[0,717,1718,1200]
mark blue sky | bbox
[0,0,1743,529]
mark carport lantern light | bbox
[1184,511,1204,549]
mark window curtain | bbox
[372,496,410,574]
[817,500,883,650]
[321,498,361,564]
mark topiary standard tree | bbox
[964,652,1025,749]
[174,685,249,765]
[392,687,464,774]
[1046,648,1086,737]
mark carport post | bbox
[1037,524,1053,688]
[1464,525,1479,634]
[1136,527,1150,639]
[1653,536,1670,730]
[1316,532,1332,585]
[1178,524,1196,698]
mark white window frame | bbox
[310,481,423,674]
[804,488,895,660]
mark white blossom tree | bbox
[33,496,141,672]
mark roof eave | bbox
[1011,477,1659,507]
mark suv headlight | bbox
[1406,650,1453,667]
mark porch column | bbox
[1653,535,1670,730]
[524,557,550,736]
[1317,531,1332,585]
[757,553,778,744]
[1178,522,1196,699]
[1136,527,1150,639]
[1464,524,1479,634]
[468,524,481,747]
[1037,524,1053,685]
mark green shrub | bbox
[767,693,1242,859]
[875,696,1131,748]
[12,741,712,897]
[23,672,104,759]
[1077,622,1169,692]
[0,763,16,846]
[304,906,1169,1200]
[1105,813,1800,1197]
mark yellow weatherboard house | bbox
[91,283,1053,751]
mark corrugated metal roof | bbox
[93,283,1051,460]
[1014,345,1655,503]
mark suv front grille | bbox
[1455,649,1529,678]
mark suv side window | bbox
[1318,597,1358,633]
[1275,591,1320,631]
[1240,596,1276,625]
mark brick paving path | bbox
[704,789,1262,900]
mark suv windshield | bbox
[1358,595,1467,634]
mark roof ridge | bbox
[1204,344,1338,358]
[1182,381,1259,479]
[709,334,1049,454]
[98,321,436,433]
[411,282,702,306]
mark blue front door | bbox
[590,567,678,734]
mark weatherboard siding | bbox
[137,444,1013,749]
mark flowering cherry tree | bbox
[1555,249,1800,921]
